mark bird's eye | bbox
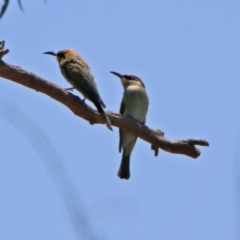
[57,53,65,58]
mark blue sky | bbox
[0,1,239,239]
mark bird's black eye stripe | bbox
[125,75,134,80]
[57,52,65,58]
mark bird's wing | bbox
[119,100,125,152]
[65,60,105,106]
[72,59,98,89]
[69,59,97,90]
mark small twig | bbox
[0,40,9,59]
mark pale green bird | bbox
[43,49,112,131]
[110,71,149,179]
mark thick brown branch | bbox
[0,56,209,159]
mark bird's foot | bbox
[127,116,145,128]
[65,87,75,91]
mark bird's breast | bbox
[123,86,149,123]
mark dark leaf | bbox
[17,0,24,12]
[0,0,9,19]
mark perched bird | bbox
[110,71,149,179]
[43,49,112,131]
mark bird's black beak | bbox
[43,51,57,56]
[110,71,122,78]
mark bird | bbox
[43,49,112,131]
[110,71,149,179]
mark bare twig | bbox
[0,43,209,159]
[0,41,9,58]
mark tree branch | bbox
[0,41,209,159]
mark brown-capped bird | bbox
[44,49,112,131]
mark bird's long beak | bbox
[43,51,57,56]
[110,71,122,78]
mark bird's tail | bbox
[118,154,130,180]
[93,101,113,131]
